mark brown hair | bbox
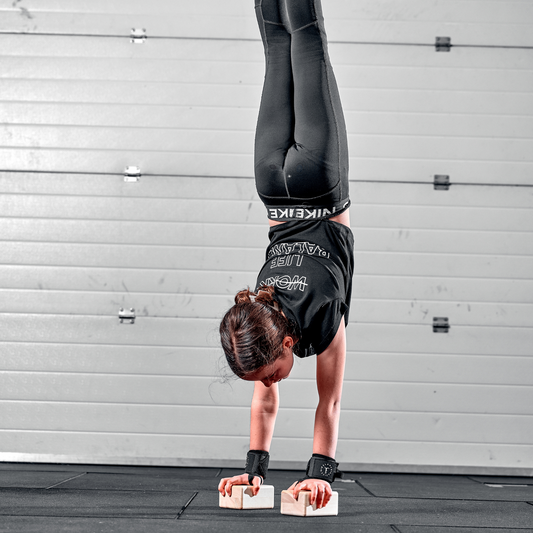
[219,285,298,378]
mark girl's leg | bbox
[283,0,349,202]
[254,0,295,199]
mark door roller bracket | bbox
[433,317,450,333]
[435,37,451,52]
[131,28,147,44]
[124,166,141,182]
[434,175,450,190]
[119,308,136,324]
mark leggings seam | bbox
[263,20,285,27]
[322,47,343,200]
[290,20,319,33]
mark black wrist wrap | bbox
[302,453,343,484]
[244,449,270,485]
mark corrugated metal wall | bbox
[1,0,532,475]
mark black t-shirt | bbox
[255,219,354,358]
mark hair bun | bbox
[254,285,276,307]
[234,288,254,305]
[234,285,280,310]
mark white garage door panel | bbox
[0,266,258,297]
[1,78,257,107]
[350,112,533,140]
[2,241,531,280]
[334,441,533,474]
[1,314,216,347]
[1,102,258,133]
[1,218,531,255]
[3,183,530,228]
[336,48,533,90]
[2,403,252,436]
[1,382,252,412]
[3,402,531,448]
[4,174,528,207]
[352,324,533,357]
[279,377,533,417]
[3,206,531,248]
[0,344,220,377]
[290,350,533,388]
[3,91,532,129]
[0,242,263,271]
[338,414,533,446]
[356,276,533,305]
[3,147,532,183]
[339,384,533,417]
[355,182,533,209]
[4,80,530,117]
[2,343,531,388]
[0,372,533,426]
[354,205,533,233]
[1,56,263,84]
[0,219,267,248]
[3,315,532,357]
[4,102,533,144]
[2,289,531,328]
[4,126,532,177]
[2,195,265,224]
[0,432,254,467]
[3,373,531,418]
[0,290,234,320]
[333,0,533,47]
[1,0,531,46]
[354,159,532,186]
[0,0,255,39]
[1,125,253,157]
[0,174,259,201]
[2,431,529,473]
[359,228,533,255]
[1,33,259,60]
[0,148,252,176]
[4,37,531,77]
[354,300,532,328]
[345,353,533,387]
[357,252,532,280]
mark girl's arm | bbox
[313,318,346,456]
[218,381,279,497]
[288,318,346,508]
[250,380,279,450]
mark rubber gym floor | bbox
[1,463,532,532]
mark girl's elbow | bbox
[318,397,342,416]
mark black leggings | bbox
[254,0,350,221]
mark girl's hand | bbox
[218,474,262,497]
[288,478,332,509]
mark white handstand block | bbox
[281,489,338,517]
[219,484,275,509]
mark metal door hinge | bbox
[124,166,141,182]
[131,28,147,43]
[433,317,450,333]
[436,37,451,52]
[434,175,450,190]
[119,308,136,324]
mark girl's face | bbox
[243,336,295,387]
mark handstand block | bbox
[280,489,338,517]
[219,484,274,509]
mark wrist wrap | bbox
[302,453,342,484]
[244,449,269,485]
